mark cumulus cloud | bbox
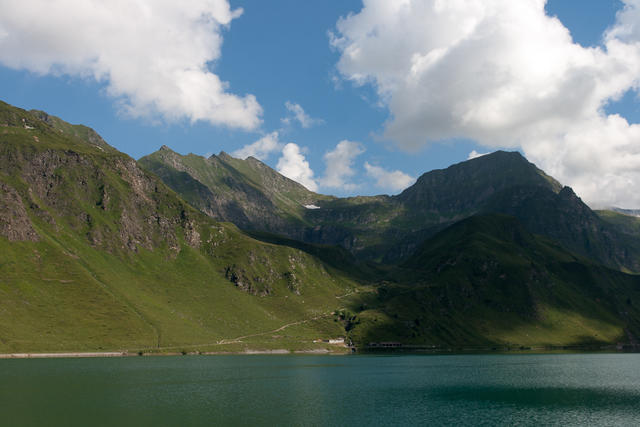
[607,0,640,43]
[0,0,262,129]
[276,143,318,191]
[320,140,364,190]
[232,131,284,161]
[332,0,640,207]
[364,162,414,193]
[282,101,323,128]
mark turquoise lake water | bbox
[1,354,639,426]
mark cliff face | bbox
[0,124,200,253]
[0,182,39,241]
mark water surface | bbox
[1,354,639,426]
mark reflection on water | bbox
[1,354,639,426]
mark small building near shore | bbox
[315,338,345,345]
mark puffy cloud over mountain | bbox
[332,0,640,206]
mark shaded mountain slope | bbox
[396,150,561,213]
[482,185,640,272]
[597,209,640,240]
[345,214,640,348]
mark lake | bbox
[1,353,639,426]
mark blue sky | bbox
[0,0,639,205]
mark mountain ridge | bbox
[3,99,640,352]
[141,146,640,271]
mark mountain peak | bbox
[218,151,233,160]
[482,149,524,158]
[245,156,266,166]
[396,149,561,212]
[469,150,525,162]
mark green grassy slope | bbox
[0,225,358,353]
[0,102,362,353]
[344,214,640,348]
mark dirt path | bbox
[216,312,330,345]
[150,288,365,351]
[152,310,337,352]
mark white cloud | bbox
[0,0,262,129]
[468,150,490,160]
[232,131,284,161]
[320,140,364,190]
[332,0,640,207]
[282,101,323,128]
[276,143,318,191]
[364,162,414,193]
[607,0,640,43]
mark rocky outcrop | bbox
[3,137,203,254]
[0,183,39,241]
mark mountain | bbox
[142,147,640,272]
[346,214,640,348]
[0,101,361,353]
[139,149,557,258]
[138,146,334,239]
[597,209,640,238]
[3,98,640,352]
[396,150,561,211]
[609,207,640,217]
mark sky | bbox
[0,0,639,207]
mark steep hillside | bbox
[139,147,333,238]
[482,185,640,272]
[0,101,362,353]
[345,214,640,348]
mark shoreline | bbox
[0,352,130,359]
[0,348,342,359]
[1,346,638,359]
